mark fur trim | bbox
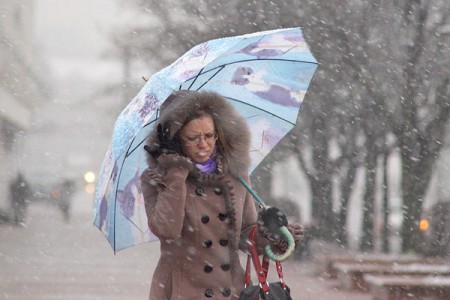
[145,90,251,177]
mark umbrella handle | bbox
[237,177,294,261]
[264,226,295,262]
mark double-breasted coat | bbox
[140,91,263,299]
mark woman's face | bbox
[179,115,217,163]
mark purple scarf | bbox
[195,147,217,174]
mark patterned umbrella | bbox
[93,28,318,252]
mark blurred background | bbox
[1,0,449,268]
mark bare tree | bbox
[300,0,450,251]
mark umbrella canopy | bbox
[93,27,318,252]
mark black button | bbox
[221,263,230,271]
[219,239,229,246]
[218,212,228,221]
[204,288,214,297]
[204,265,213,273]
[196,187,204,196]
[214,187,222,195]
[203,239,213,248]
[201,215,210,224]
[222,288,231,297]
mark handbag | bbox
[240,227,292,300]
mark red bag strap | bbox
[244,251,252,286]
[244,226,288,292]
[244,227,258,287]
[262,254,270,277]
[275,261,287,288]
[248,226,270,293]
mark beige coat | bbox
[140,91,262,299]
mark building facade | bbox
[0,0,48,212]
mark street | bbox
[0,190,369,300]
[0,191,156,300]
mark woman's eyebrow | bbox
[186,131,215,136]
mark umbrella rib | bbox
[125,138,144,158]
[124,118,160,157]
[225,96,296,126]
[113,152,130,252]
[186,67,204,90]
[195,66,225,91]
[113,138,149,249]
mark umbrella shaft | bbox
[238,176,267,209]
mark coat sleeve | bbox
[237,189,258,251]
[140,154,193,239]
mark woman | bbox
[140,90,301,299]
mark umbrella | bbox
[93,27,318,253]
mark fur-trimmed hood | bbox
[145,90,251,177]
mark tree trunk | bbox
[400,153,426,252]
[399,78,450,252]
[310,175,333,241]
[381,152,390,253]
[310,114,334,241]
[336,160,357,246]
[400,133,444,252]
[360,136,377,251]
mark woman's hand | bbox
[258,207,288,241]
[265,223,304,254]
[144,122,180,159]
[258,207,304,252]
[287,223,303,247]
